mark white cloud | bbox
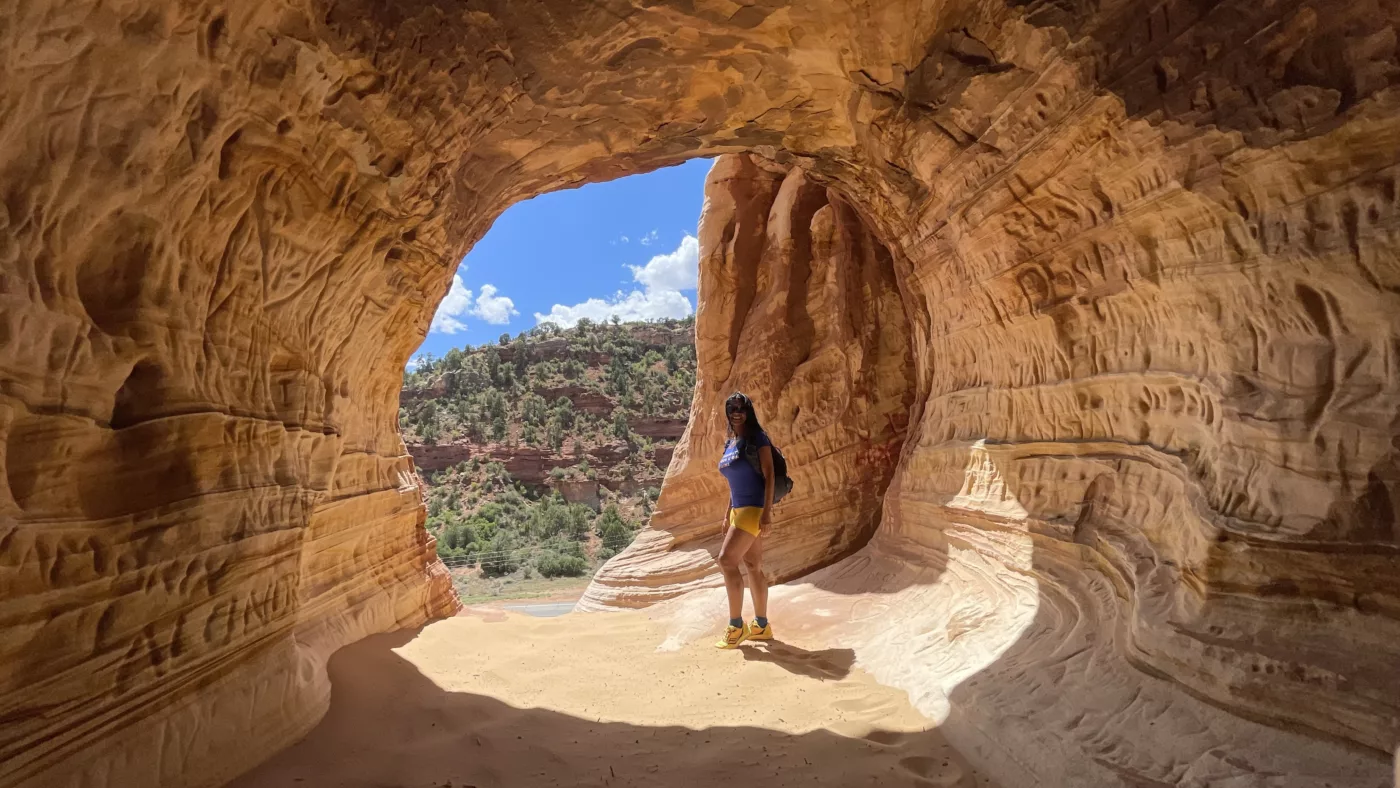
[430,270,516,333]
[469,284,518,324]
[431,273,472,334]
[534,234,699,328]
[628,234,699,292]
[639,229,659,246]
[619,235,630,243]
[534,288,694,328]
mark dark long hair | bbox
[724,391,766,443]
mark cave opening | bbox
[399,160,714,603]
[399,152,917,614]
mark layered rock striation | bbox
[1,0,1398,786]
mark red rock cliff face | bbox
[583,155,917,601]
[2,1,1399,787]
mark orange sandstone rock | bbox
[0,1,1397,786]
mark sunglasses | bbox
[725,405,745,414]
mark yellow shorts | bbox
[729,506,763,537]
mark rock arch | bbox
[1,1,1398,786]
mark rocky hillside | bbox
[399,317,696,577]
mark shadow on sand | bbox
[739,640,855,681]
[229,628,986,788]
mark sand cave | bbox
[2,0,1400,786]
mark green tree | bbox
[484,347,501,384]
[611,409,631,441]
[478,532,521,577]
[417,399,438,422]
[459,356,490,391]
[552,397,575,428]
[606,356,630,394]
[535,549,587,578]
[482,388,507,420]
[526,495,592,542]
[463,414,484,442]
[642,384,659,417]
[521,393,548,426]
[420,419,441,445]
[442,347,465,371]
[596,505,637,561]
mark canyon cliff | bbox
[1,1,1398,787]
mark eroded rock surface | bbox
[1,0,1398,786]
[583,154,917,602]
[593,152,1400,788]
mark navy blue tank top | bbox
[719,432,771,508]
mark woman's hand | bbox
[759,508,772,534]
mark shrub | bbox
[611,409,631,441]
[535,551,588,578]
[442,348,464,371]
[478,532,521,577]
[525,495,592,541]
[420,421,440,445]
[596,505,638,561]
[521,393,548,426]
[552,398,575,427]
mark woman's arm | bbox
[759,445,775,532]
[723,502,732,536]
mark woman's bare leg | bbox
[718,527,757,621]
[742,535,768,620]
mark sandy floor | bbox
[232,609,995,788]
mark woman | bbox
[714,391,777,648]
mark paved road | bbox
[500,601,576,618]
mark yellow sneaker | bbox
[748,620,774,641]
[715,623,749,649]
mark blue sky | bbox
[414,158,713,360]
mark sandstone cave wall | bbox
[585,0,1400,763]
[1,0,1398,786]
